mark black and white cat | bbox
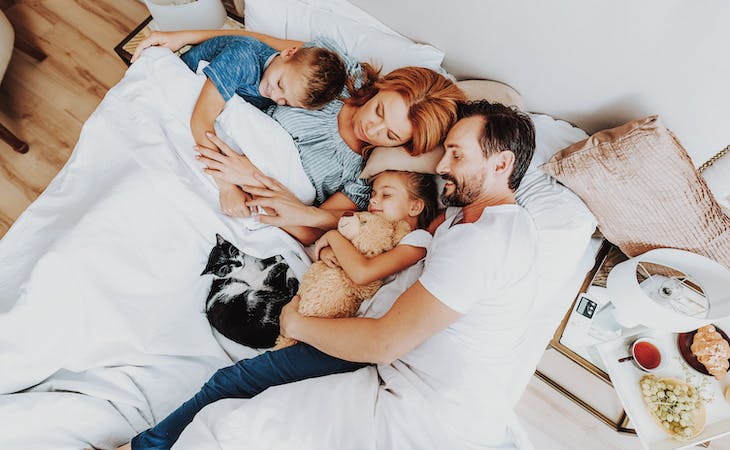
[201,234,299,348]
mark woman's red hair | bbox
[348,66,466,156]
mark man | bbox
[227,100,539,448]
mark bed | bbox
[1,0,725,449]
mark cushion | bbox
[541,115,730,269]
[456,79,524,110]
[244,0,447,75]
[358,146,444,180]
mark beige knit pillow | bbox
[541,115,730,269]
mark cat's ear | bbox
[216,234,226,245]
[201,263,215,276]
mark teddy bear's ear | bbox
[392,220,412,246]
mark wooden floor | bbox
[1,1,729,449]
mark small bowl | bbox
[630,337,668,373]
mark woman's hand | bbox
[219,185,252,217]
[196,133,264,187]
[279,295,303,339]
[244,173,319,227]
[318,247,341,268]
[131,31,193,63]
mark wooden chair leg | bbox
[0,121,29,153]
[14,34,46,62]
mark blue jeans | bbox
[131,344,365,450]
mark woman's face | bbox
[352,91,413,147]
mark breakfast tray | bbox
[597,329,730,450]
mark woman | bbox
[133,29,465,244]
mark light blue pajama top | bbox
[268,37,370,210]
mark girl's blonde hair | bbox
[372,170,439,229]
[348,66,466,156]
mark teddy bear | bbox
[274,211,411,349]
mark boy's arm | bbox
[132,30,303,62]
[322,231,426,285]
[191,79,226,149]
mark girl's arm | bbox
[318,230,426,285]
[131,30,303,62]
[280,281,461,364]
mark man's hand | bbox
[219,185,252,217]
[131,31,193,63]
[196,133,264,187]
[279,295,303,339]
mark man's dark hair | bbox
[456,100,536,191]
[290,47,347,109]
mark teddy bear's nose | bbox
[342,211,355,217]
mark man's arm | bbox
[281,281,461,364]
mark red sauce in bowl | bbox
[634,341,662,370]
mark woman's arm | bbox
[280,281,461,364]
[317,231,426,285]
[131,30,303,62]
[196,133,265,188]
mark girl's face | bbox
[352,90,413,147]
[368,172,423,223]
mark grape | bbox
[639,375,701,441]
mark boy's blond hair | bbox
[288,47,347,109]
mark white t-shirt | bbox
[375,204,538,449]
[357,228,432,320]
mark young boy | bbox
[180,35,347,214]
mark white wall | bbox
[350,0,730,164]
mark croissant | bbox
[691,325,730,380]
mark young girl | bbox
[120,170,439,450]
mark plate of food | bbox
[640,375,706,440]
[677,324,730,379]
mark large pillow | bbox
[542,115,730,269]
[510,113,597,407]
[244,0,446,75]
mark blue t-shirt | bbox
[181,36,278,110]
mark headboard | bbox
[347,0,729,165]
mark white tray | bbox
[597,326,730,450]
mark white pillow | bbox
[244,0,447,75]
[214,97,316,206]
[507,113,597,406]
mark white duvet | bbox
[0,48,314,449]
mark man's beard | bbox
[440,172,486,206]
